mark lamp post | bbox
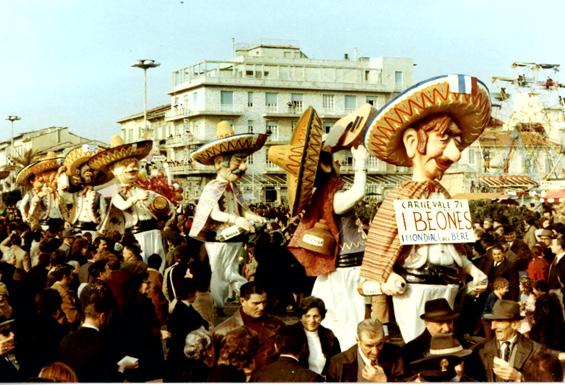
[131,59,160,139]
[5,115,21,160]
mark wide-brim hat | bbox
[191,121,267,165]
[87,136,152,172]
[483,299,523,320]
[420,298,459,322]
[16,151,64,186]
[364,74,491,166]
[324,103,376,151]
[64,144,111,185]
[267,107,323,216]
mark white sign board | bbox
[393,199,475,245]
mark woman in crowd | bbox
[289,296,341,376]
[164,326,212,382]
[531,279,565,350]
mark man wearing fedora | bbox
[408,333,473,382]
[189,121,267,312]
[479,299,552,382]
[359,75,490,344]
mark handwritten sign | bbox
[393,199,475,245]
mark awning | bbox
[451,192,502,200]
[479,175,538,189]
[540,189,565,203]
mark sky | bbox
[1,0,564,143]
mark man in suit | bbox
[482,244,520,301]
[326,319,405,382]
[503,225,530,272]
[251,325,323,382]
[548,235,565,316]
[213,281,285,371]
[478,299,549,382]
[59,282,136,382]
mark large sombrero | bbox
[191,121,267,165]
[268,106,323,216]
[64,144,111,185]
[87,136,152,172]
[15,151,64,186]
[364,74,491,166]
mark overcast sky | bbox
[1,0,564,142]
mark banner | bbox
[393,199,474,245]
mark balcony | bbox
[165,105,243,121]
[263,102,304,118]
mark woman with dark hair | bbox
[289,296,341,376]
[208,326,258,382]
[531,280,565,350]
[67,237,90,266]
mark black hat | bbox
[483,300,523,321]
[420,298,459,322]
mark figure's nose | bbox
[239,162,247,172]
[444,139,461,162]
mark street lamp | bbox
[5,115,21,160]
[131,59,160,139]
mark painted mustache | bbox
[232,169,245,176]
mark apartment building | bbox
[119,41,415,203]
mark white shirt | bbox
[305,329,326,374]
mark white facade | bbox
[158,42,414,202]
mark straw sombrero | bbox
[191,121,267,165]
[16,151,64,186]
[64,144,110,185]
[87,136,152,172]
[268,106,323,216]
[364,74,491,166]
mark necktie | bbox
[502,341,511,362]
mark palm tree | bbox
[10,148,42,171]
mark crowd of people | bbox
[0,196,563,382]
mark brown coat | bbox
[212,309,285,370]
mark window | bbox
[266,120,278,140]
[248,120,254,133]
[395,71,404,89]
[220,91,233,111]
[324,123,332,134]
[265,92,278,112]
[468,149,476,165]
[322,94,334,112]
[289,93,303,112]
[265,151,276,169]
[366,96,378,106]
[247,153,254,165]
[247,92,253,107]
[345,95,356,112]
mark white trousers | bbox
[392,283,459,343]
[312,266,365,350]
[205,241,247,309]
[134,229,166,273]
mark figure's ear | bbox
[403,128,418,159]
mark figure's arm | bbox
[0,233,12,254]
[111,189,147,210]
[242,208,267,224]
[333,145,368,215]
[18,194,30,223]
[210,204,254,232]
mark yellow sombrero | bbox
[64,144,111,185]
[268,106,323,216]
[87,136,152,172]
[191,121,267,165]
[364,74,491,166]
[15,151,64,186]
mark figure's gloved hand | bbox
[235,216,254,232]
[351,145,369,171]
[464,263,488,295]
[381,272,407,296]
[135,189,149,202]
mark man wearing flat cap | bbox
[359,75,490,343]
[478,299,552,382]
